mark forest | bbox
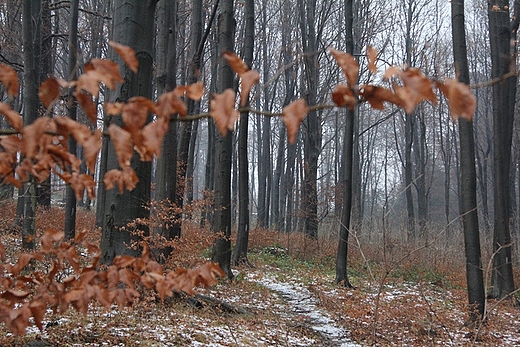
[0,0,520,346]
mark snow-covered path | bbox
[249,272,361,347]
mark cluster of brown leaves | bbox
[0,42,203,197]
[0,229,225,335]
[330,46,476,122]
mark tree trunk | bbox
[488,0,517,299]
[451,0,485,320]
[297,0,320,239]
[20,0,42,250]
[64,0,79,240]
[153,0,178,261]
[335,0,354,287]
[232,0,253,266]
[100,0,157,265]
[211,0,235,279]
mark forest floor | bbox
[1,202,520,346]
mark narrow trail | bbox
[249,272,361,347]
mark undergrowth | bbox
[1,201,520,346]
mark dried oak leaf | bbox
[109,41,139,73]
[0,152,19,188]
[83,129,102,172]
[122,96,155,133]
[137,118,169,161]
[367,46,378,74]
[239,70,260,106]
[69,173,96,200]
[384,67,437,114]
[210,89,239,137]
[64,288,89,315]
[436,79,476,122]
[39,77,60,108]
[103,167,139,193]
[8,253,34,277]
[108,124,133,167]
[105,102,124,116]
[75,91,97,125]
[0,135,22,154]
[331,84,357,109]
[21,117,52,158]
[40,229,65,252]
[329,48,359,86]
[29,300,46,332]
[0,102,23,131]
[174,82,204,100]
[7,303,31,335]
[1,289,30,304]
[54,116,91,146]
[282,99,308,144]
[360,85,403,110]
[0,63,19,98]
[156,90,187,119]
[78,59,123,96]
[223,51,249,75]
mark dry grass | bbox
[1,201,519,346]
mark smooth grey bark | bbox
[232,0,253,266]
[488,0,518,299]
[36,0,52,209]
[297,0,320,239]
[451,0,485,320]
[64,0,79,240]
[211,0,235,279]
[154,0,178,261]
[20,0,42,250]
[335,0,354,288]
[100,0,157,264]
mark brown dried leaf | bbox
[103,169,123,192]
[54,116,92,146]
[40,229,64,252]
[122,97,154,133]
[105,102,124,116]
[39,77,60,108]
[0,102,23,131]
[29,300,46,332]
[367,46,378,74]
[137,118,168,161]
[108,124,133,167]
[0,63,19,98]
[436,79,476,122]
[75,91,97,124]
[156,91,187,119]
[174,82,204,100]
[78,59,123,96]
[398,68,437,111]
[76,71,101,97]
[83,129,101,172]
[282,99,308,144]
[21,117,52,158]
[210,89,239,137]
[109,41,139,73]
[0,135,22,154]
[69,173,96,200]
[9,254,34,277]
[223,51,249,75]
[0,242,5,262]
[383,66,401,80]
[329,48,359,86]
[360,85,403,110]
[239,70,260,106]
[331,84,357,109]
[122,166,139,191]
[8,303,31,335]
